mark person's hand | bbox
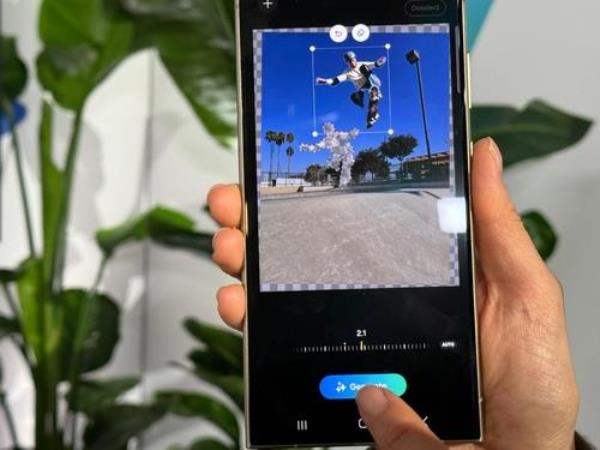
[316,77,330,85]
[206,138,579,450]
[377,56,387,66]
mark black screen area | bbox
[238,1,481,447]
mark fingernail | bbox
[487,138,503,172]
[356,387,388,417]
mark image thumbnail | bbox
[254,25,460,292]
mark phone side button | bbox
[466,52,472,109]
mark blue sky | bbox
[260,30,451,174]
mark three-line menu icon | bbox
[296,419,308,431]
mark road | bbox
[259,189,454,288]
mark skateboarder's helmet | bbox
[343,51,357,63]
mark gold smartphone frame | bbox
[234,1,483,446]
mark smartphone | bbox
[236,0,481,447]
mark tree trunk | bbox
[276,147,281,179]
[269,143,274,182]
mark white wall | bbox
[472,1,600,443]
[1,0,599,448]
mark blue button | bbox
[319,373,407,400]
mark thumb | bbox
[471,138,549,286]
[356,387,447,450]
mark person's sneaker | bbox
[367,113,380,128]
[351,91,365,108]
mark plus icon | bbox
[259,0,277,11]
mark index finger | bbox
[207,184,242,228]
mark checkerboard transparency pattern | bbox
[254,25,461,292]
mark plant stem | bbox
[37,104,85,450]
[51,107,85,294]
[68,256,108,450]
[1,98,35,257]
[0,391,20,450]
[1,281,19,319]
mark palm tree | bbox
[285,133,295,185]
[275,131,286,179]
[286,146,295,184]
[265,130,276,182]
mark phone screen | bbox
[238,1,481,447]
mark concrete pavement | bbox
[259,189,453,287]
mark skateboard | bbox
[367,86,381,128]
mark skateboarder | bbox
[316,51,386,128]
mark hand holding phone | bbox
[208,139,579,450]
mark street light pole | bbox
[406,50,432,163]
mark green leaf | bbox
[152,20,237,147]
[521,211,558,261]
[471,105,518,133]
[83,404,166,450]
[169,438,232,450]
[0,316,20,339]
[186,348,243,409]
[191,367,243,411]
[104,0,237,147]
[36,0,136,110]
[69,376,139,415]
[59,289,120,379]
[96,206,212,257]
[188,349,240,376]
[156,391,239,443]
[13,264,120,377]
[38,0,237,145]
[183,319,242,373]
[472,100,593,167]
[0,35,28,101]
[110,0,234,24]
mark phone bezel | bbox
[235,1,483,447]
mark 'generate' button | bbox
[319,373,407,400]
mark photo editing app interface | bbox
[256,24,464,292]
[249,20,479,445]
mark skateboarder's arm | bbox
[364,57,387,70]
[316,72,348,85]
